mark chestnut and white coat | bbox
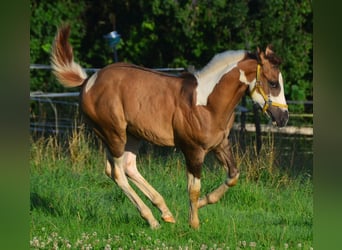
[51,25,288,229]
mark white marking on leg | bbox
[123,152,175,223]
[198,183,229,208]
[109,154,160,228]
[187,172,201,228]
[85,72,98,93]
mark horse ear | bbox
[265,44,282,65]
[265,44,274,56]
[257,46,265,63]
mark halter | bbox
[250,64,288,113]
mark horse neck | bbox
[205,60,257,126]
[194,50,246,106]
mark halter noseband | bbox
[250,64,288,113]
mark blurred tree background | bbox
[30,0,312,112]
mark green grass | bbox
[30,130,313,249]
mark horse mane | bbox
[246,51,258,61]
[265,53,282,66]
[195,50,246,77]
[247,48,282,66]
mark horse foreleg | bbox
[105,156,160,229]
[187,171,201,229]
[197,174,239,209]
[183,149,205,229]
[198,138,239,209]
[123,152,175,223]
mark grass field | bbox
[30,128,313,249]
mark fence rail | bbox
[232,123,312,136]
[30,64,186,73]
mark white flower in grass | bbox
[30,237,40,248]
[249,242,257,247]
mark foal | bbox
[51,25,288,229]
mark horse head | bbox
[250,45,289,127]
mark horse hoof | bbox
[162,215,176,223]
[149,220,161,229]
[190,222,200,229]
[226,172,240,187]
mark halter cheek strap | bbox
[250,64,288,113]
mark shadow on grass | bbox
[30,192,59,216]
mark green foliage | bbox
[30,0,312,109]
[30,0,88,92]
[246,0,312,113]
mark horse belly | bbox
[124,99,176,146]
[127,119,175,146]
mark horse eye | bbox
[269,81,278,88]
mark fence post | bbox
[239,95,247,152]
[253,103,262,154]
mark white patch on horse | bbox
[270,72,287,110]
[239,69,256,85]
[247,71,265,107]
[194,50,246,106]
[85,72,98,93]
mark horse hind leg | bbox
[122,135,175,223]
[123,152,175,223]
[105,152,160,229]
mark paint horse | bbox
[51,25,288,229]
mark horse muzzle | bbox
[268,107,289,127]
